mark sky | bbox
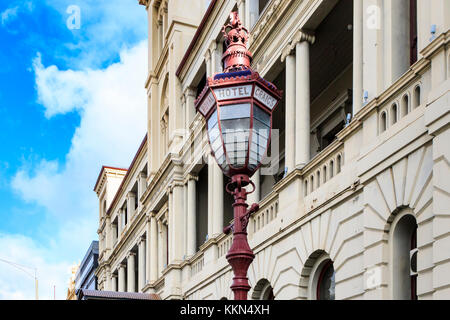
[0,0,148,299]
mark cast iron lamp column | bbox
[195,12,282,300]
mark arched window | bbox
[401,94,409,117]
[316,260,335,300]
[390,103,398,125]
[323,165,327,184]
[391,213,418,300]
[252,279,275,300]
[380,111,387,133]
[413,86,421,109]
[310,176,314,193]
[304,180,308,196]
[308,254,336,300]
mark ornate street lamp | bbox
[195,12,282,300]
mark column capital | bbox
[146,211,157,221]
[209,40,217,53]
[184,173,199,184]
[138,171,147,178]
[127,252,137,259]
[127,191,136,198]
[292,29,315,46]
[281,30,315,62]
[119,263,126,269]
[204,49,211,61]
[183,86,196,98]
[111,273,118,279]
[236,0,245,6]
[167,181,184,194]
[138,236,146,245]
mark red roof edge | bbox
[106,134,148,216]
[175,0,218,77]
[93,166,128,193]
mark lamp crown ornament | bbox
[221,12,252,72]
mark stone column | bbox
[383,0,410,88]
[247,0,259,29]
[172,182,185,262]
[187,174,198,256]
[150,215,158,282]
[168,188,174,262]
[295,31,314,168]
[105,217,111,252]
[138,237,146,291]
[209,41,224,235]
[111,274,117,292]
[185,87,196,129]
[162,221,168,269]
[112,222,118,245]
[118,264,126,292]
[205,50,211,78]
[353,0,363,115]
[127,191,136,219]
[362,0,384,101]
[248,169,260,204]
[138,172,147,201]
[212,165,224,237]
[145,214,151,284]
[127,252,136,292]
[118,209,123,236]
[281,48,295,172]
[237,0,246,27]
[158,220,164,276]
[207,154,214,239]
[104,268,111,291]
[209,41,217,75]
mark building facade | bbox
[75,241,99,291]
[95,0,450,299]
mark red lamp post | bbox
[195,12,282,300]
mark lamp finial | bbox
[221,12,252,72]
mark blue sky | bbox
[0,0,148,299]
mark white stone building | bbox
[94,0,450,300]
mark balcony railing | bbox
[190,253,204,277]
[377,81,423,135]
[303,142,344,197]
[251,193,279,234]
[217,233,232,258]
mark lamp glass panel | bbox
[220,103,251,169]
[250,105,271,169]
[208,110,227,168]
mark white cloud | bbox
[0,233,73,300]
[7,41,148,299]
[1,6,19,25]
[45,0,147,69]
[13,41,148,219]
[1,1,33,26]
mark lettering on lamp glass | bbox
[198,92,216,116]
[213,85,252,101]
[254,86,277,110]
